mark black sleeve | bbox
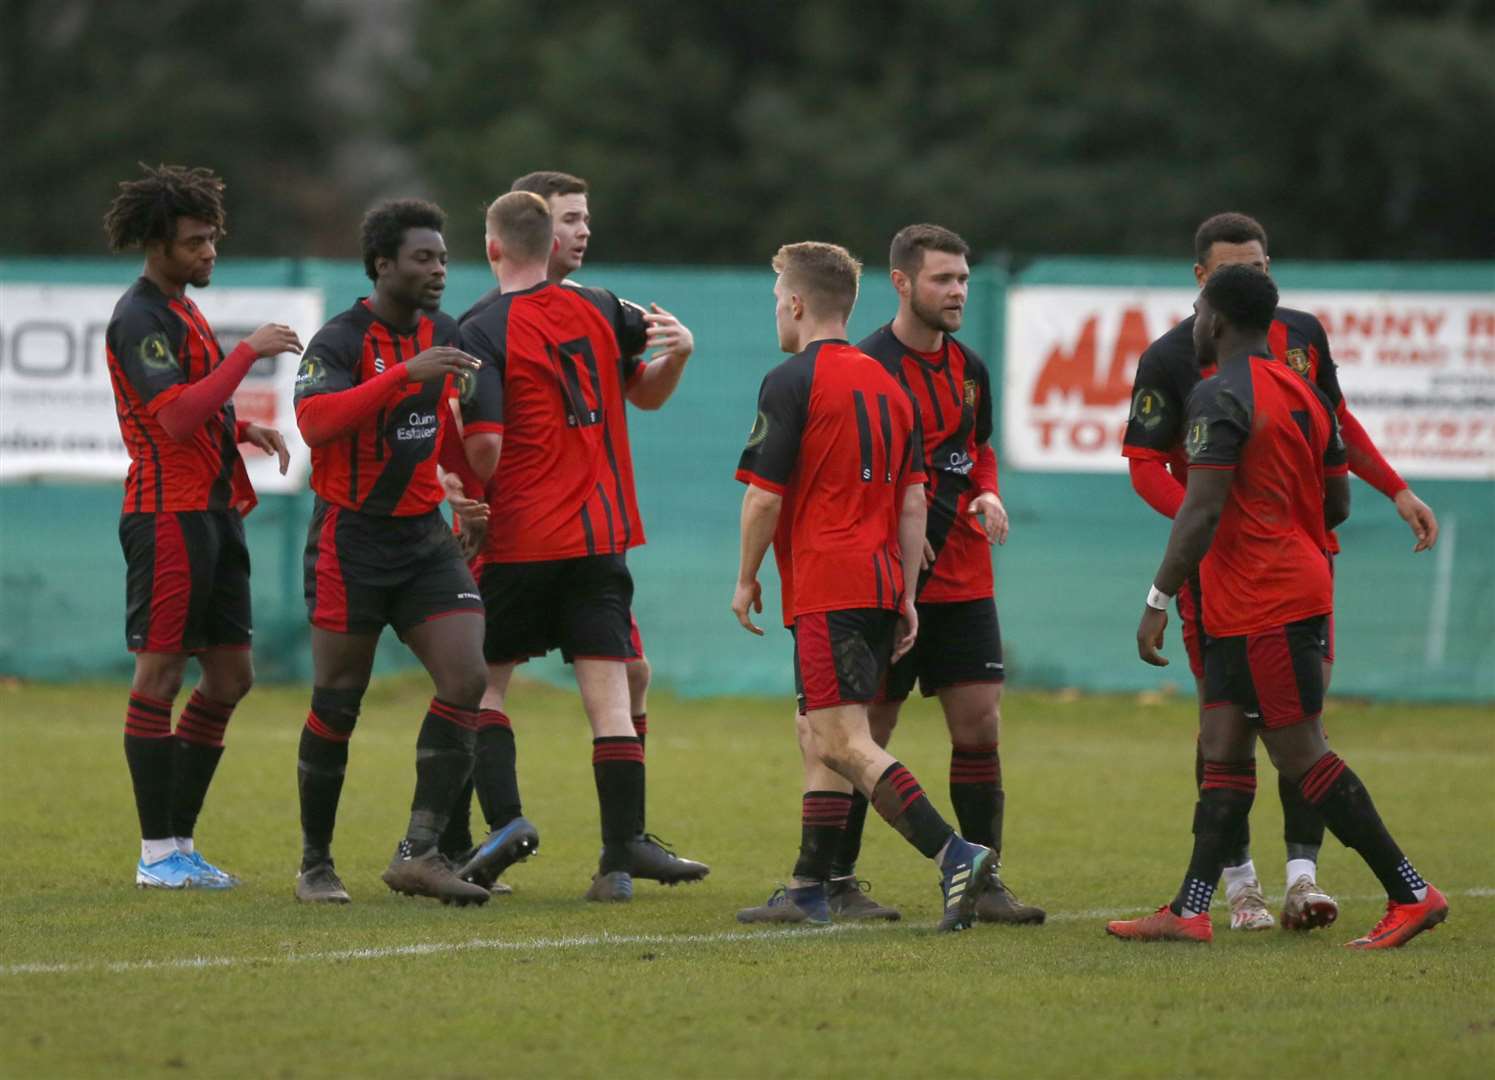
[459,359,504,430]
[736,362,808,492]
[1311,383,1349,473]
[1123,338,1190,455]
[292,323,359,406]
[1311,319,1344,410]
[458,317,504,378]
[1183,375,1252,469]
[110,304,187,408]
[968,350,994,446]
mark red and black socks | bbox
[404,699,478,854]
[473,709,523,832]
[1171,761,1256,917]
[438,777,476,858]
[1298,752,1426,903]
[170,690,234,841]
[1197,737,1252,867]
[124,693,174,844]
[297,686,362,870]
[793,790,854,882]
[949,741,1003,856]
[1279,770,1326,862]
[632,712,648,835]
[593,736,645,873]
[830,792,870,879]
[870,761,954,859]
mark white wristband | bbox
[1146,585,1172,611]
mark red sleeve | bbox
[971,445,999,497]
[438,421,485,495]
[154,342,258,442]
[1129,457,1185,519]
[295,362,409,448]
[1337,402,1406,498]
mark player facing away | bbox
[1108,265,1447,948]
[103,164,301,889]
[438,171,707,889]
[291,199,503,905]
[732,241,1002,931]
[814,224,1044,924]
[1122,212,1441,931]
[452,192,700,902]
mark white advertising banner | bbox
[0,284,324,493]
[1003,285,1495,479]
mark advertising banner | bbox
[1003,285,1495,478]
[0,284,323,492]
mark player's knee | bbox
[308,686,364,739]
[626,655,651,699]
[132,657,187,703]
[203,660,254,705]
[440,665,488,710]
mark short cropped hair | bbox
[1201,264,1279,333]
[485,191,553,262]
[510,171,589,200]
[889,223,970,277]
[361,198,445,282]
[771,242,862,320]
[103,163,227,251]
[1194,212,1268,265]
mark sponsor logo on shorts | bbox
[457,592,481,602]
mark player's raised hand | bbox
[1137,606,1169,666]
[892,596,919,662]
[732,578,764,636]
[969,491,1010,545]
[240,422,290,474]
[244,323,303,358]
[1393,488,1439,552]
[644,304,694,362]
[406,346,479,383]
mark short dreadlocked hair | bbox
[103,163,227,252]
[360,198,447,282]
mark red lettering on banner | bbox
[1469,311,1495,339]
[233,387,278,426]
[1034,418,1062,449]
[1032,308,1148,407]
[1070,420,1109,452]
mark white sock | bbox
[175,837,195,856]
[141,838,177,864]
[1222,860,1257,897]
[1285,858,1317,888]
[1413,885,1429,902]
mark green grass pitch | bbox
[1,675,1491,1078]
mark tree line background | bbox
[5,0,1493,266]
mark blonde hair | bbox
[772,241,862,320]
[485,190,552,262]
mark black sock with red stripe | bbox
[950,741,1003,854]
[1279,771,1325,861]
[473,709,522,831]
[1171,764,1256,916]
[404,699,477,854]
[870,761,954,859]
[793,790,854,882]
[593,736,645,873]
[297,687,362,870]
[632,713,648,834]
[1197,737,1252,866]
[830,792,870,879]
[1298,752,1422,903]
[169,690,234,839]
[124,693,175,842]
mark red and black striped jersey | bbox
[859,325,999,604]
[458,282,648,562]
[295,299,500,517]
[1185,351,1348,637]
[105,277,255,515]
[736,340,927,625]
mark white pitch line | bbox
[2,888,1489,979]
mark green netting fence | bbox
[2,257,1490,700]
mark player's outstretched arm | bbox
[732,484,782,636]
[1128,457,1185,519]
[1136,468,1232,666]
[1336,404,1437,550]
[157,323,302,442]
[626,305,694,410]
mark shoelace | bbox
[639,832,677,853]
[763,886,790,907]
[1366,901,1400,938]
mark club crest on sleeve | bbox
[1130,388,1166,430]
[1285,348,1310,376]
[1184,418,1209,459]
[456,368,477,404]
[745,410,770,449]
[138,331,176,372]
[295,355,326,388]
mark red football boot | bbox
[1345,884,1449,949]
[1106,904,1213,943]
